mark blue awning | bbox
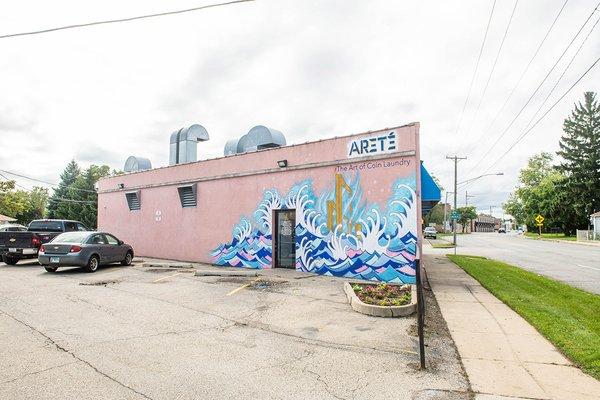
[421,162,441,216]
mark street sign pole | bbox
[535,215,545,236]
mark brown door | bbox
[274,210,296,269]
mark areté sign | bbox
[347,130,398,159]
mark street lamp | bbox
[458,172,503,186]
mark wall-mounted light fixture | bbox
[277,160,288,168]
[118,183,125,189]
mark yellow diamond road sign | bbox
[535,214,544,225]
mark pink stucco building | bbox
[97,123,429,283]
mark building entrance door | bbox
[274,210,296,269]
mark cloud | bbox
[1,0,599,216]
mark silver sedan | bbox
[38,231,134,273]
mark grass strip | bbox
[447,254,600,380]
[524,232,577,241]
[431,243,455,249]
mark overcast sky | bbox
[1,0,598,217]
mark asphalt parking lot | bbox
[0,259,469,400]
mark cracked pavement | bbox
[0,259,469,399]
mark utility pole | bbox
[446,155,467,246]
[465,191,475,206]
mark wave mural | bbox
[210,173,418,283]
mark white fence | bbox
[577,230,600,241]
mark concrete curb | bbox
[343,282,416,317]
[521,234,600,247]
[194,270,260,277]
[141,262,195,269]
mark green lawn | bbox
[447,255,600,380]
[431,243,455,249]
[524,232,577,241]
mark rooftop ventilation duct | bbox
[169,124,210,165]
[223,125,286,155]
[124,156,152,173]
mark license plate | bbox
[50,257,60,263]
[9,248,17,252]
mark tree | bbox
[557,91,600,229]
[0,181,28,218]
[15,187,49,224]
[456,206,477,233]
[424,203,446,226]
[47,160,81,219]
[502,152,576,233]
[64,165,111,229]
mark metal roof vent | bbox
[169,124,210,165]
[223,125,286,155]
[124,156,152,173]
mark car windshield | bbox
[28,221,63,232]
[51,232,89,244]
[425,228,436,232]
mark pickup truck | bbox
[0,219,89,265]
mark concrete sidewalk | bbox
[425,254,600,400]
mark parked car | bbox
[424,227,437,239]
[0,224,27,232]
[0,219,89,265]
[498,227,506,233]
[38,231,134,273]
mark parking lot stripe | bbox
[226,278,260,296]
[152,272,184,283]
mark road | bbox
[0,259,467,400]
[426,233,600,295]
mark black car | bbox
[0,219,89,265]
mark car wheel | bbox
[85,255,99,273]
[44,266,58,273]
[3,256,18,265]
[121,251,133,266]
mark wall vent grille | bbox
[125,192,141,211]
[178,184,197,208]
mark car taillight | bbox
[40,245,46,252]
[70,245,82,253]
[32,237,41,247]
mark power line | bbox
[463,0,569,156]
[0,168,96,193]
[463,0,520,143]
[0,172,96,204]
[480,53,600,177]
[452,0,498,148]
[522,14,600,133]
[0,0,254,40]
[467,1,600,174]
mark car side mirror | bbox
[118,240,124,245]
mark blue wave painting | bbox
[211,173,417,283]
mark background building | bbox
[471,214,502,232]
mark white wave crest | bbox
[298,236,315,272]
[288,185,327,237]
[327,225,349,261]
[234,218,252,242]
[358,208,389,254]
[390,184,417,239]
[255,190,282,232]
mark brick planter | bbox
[344,282,416,317]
